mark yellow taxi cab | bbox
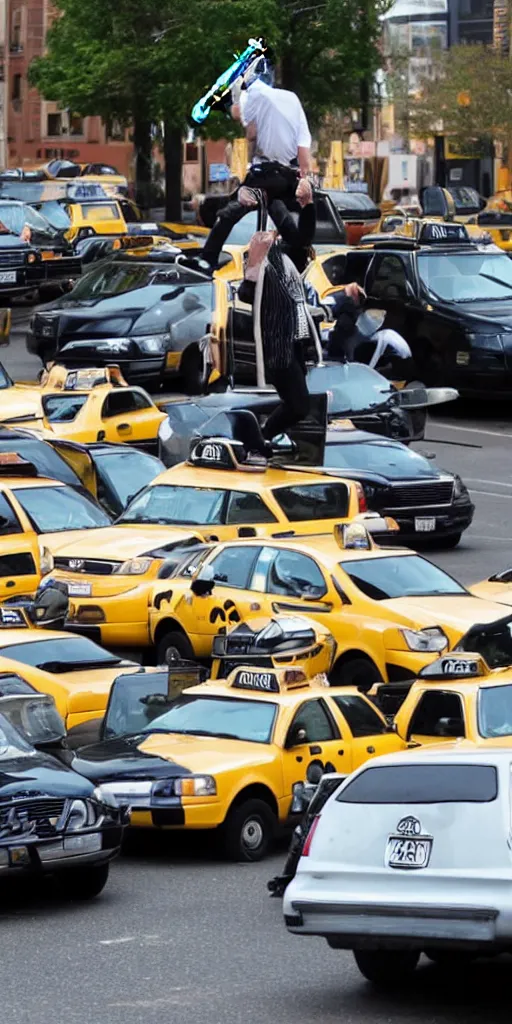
[394,651,512,748]
[146,522,512,686]
[71,661,407,859]
[0,467,42,601]
[470,567,512,605]
[0,602,144,742]
[44,438,367,650]
[17,365,167,451]
[0,450,117,564]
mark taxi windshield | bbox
[143,694,278,743]
[324,439,437,479]
[14,484,111,533]
[339,554,466,599]
[95,450,162,509]
[118,484,225,525]
[478,684,512,738]
[418,252,512,302]
[0,635,123,672]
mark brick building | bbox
[4,0,133,174]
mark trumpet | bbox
[191,37,267,124]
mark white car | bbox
[284,746,512,984]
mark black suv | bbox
[327,225,512,397]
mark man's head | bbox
[244,55,274,89]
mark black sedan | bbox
[322,426,474,548]
[0,682,124,900]
[28,256,213,390]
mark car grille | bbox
[0,798,66,840]
[0,252,25,267]
[387,482,454,508]
[54,556,122,575]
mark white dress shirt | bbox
[241,80,311,167]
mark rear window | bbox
[274,483,349,522]
[337,763,498,803]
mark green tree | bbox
[30,0,388,217]
[410,44,512,150]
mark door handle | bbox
[117,423,131,431]
[309,745,322,755]
[337,749,344,756]
[367,745,375,754]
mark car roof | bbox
[348,745,512,772]
[154,463,348,491]
[173,681,369,708]
[199,534,412,564]
[0,628,77,646]
[412,671,512,694]
[0,476,67,490]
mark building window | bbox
[69,114,84,136]
[10,9,23,52]
[47,113,62,136]
[11,74,22,103]
[105,118,126,142]
[185,142,199,163]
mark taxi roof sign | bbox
[65,182,110,202]
[0,453,38,477]
[228,666,309,693]
[188,437,266,474]
[418,222,469,243]
[419,652,490,680]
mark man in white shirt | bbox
[201,58,314,269]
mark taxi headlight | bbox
[114,557,153,575]
[158,418,173,442]
[93,785,118,809]
[39,543,54,576]
[174,776,217,797]
[66,799,97,831]
[401,626,448,652]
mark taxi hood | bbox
[49,524,203,560]
[139,731,275,775]
[383,594,510,642]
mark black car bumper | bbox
[380,500,474,544]
[41,256,82,283]
[26,333,167,380]
[0,265,46,296]
[0,823,123,876]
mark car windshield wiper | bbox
[36,658,121,673]
[144,728,242,740]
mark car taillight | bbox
[302,815,321,857]
[355,482,367,513]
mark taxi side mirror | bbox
[190,564,215,597]
[286,726,308,748]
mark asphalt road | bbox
[3,319,512,1024]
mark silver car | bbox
[284,746,512,984]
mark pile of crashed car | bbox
[2,168,512,984]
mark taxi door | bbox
[99,390,165,445]
[280,696,352,800]
[173,544,266,656]
[326,692,405,769]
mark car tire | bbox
[156,629,195,665]
[220,798,276,862]
[180,345,203,395]
[353,949,420,985]
[55,863,110,901]
[434,532,462,550]
[329,657,383,692]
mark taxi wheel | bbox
[55,863,110,901]
[329,657,382,693]
[221,798,276,862]
[353,949,420,985]
[156,630,194,665]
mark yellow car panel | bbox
[148,534,512,685]
[0,531,41,600]
[38,377,166,447]
[395,653,512,747]
[122,669,407,832]
[49,524,203,648]
[63,198,127,241]
[0,624,144,736]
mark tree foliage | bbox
[410,44,512,146]
[29,0,389,210]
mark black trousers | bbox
[202,162,303,266]
[263,345,310,440]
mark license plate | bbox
[67,582,92,596]
[9,845,29,866]
[386,836,433,869]
[415,517,436,532]
[0,271,16,284]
